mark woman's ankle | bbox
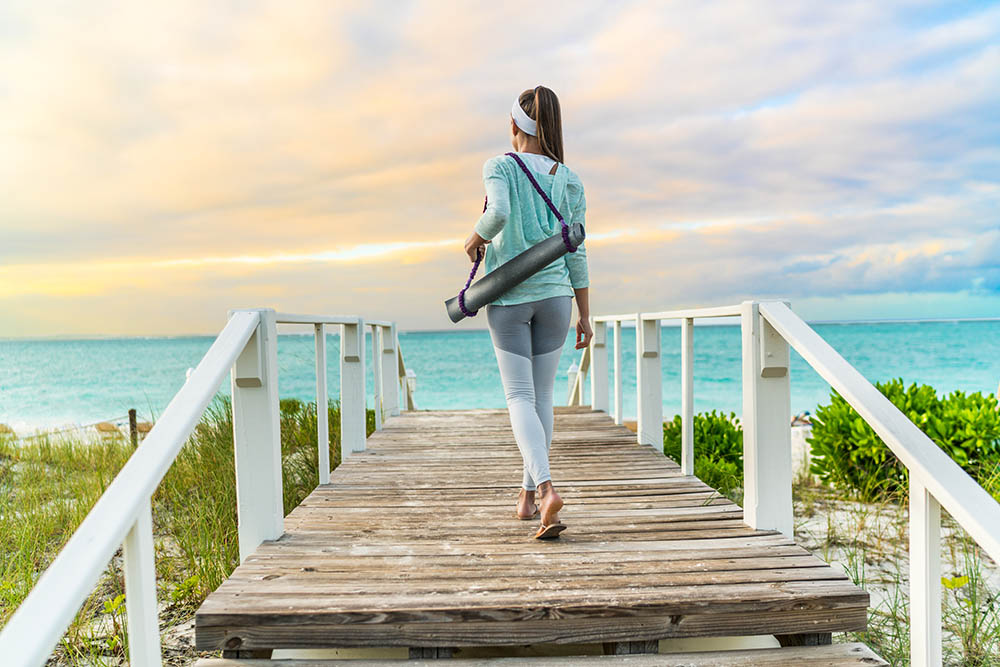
[537,481,562,524]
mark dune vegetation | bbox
[660,384,1000,666]
[0,397,373,665]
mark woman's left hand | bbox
[575,317,594,350]
[465,232,490,262]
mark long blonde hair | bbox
[517,86,564,163]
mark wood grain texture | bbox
[195,408,868,651]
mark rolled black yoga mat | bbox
[445,222,585,323]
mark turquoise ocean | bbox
[1,320,998,435]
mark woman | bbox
[464,85,593,539]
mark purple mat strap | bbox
[458,153,575,318]
[504,152,577,254]
[458,196,488,318]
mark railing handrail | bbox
[0,311,261,666]
[573,300,1000,558]
[570,298,1000,667]
[593,305,743,324]
[275,312,393,328]
[641,305,743,320]
[397,339,417,411]
[0,308,407,667]
[758,301,1000,562]
[593,313,638,323]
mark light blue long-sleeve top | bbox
[473,152,589,306]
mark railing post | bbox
[381,324,400,417]
[613,319,623,425]
[910,478,942,667]
[741,301,793,537]
[371,324,383,431]
[340,318,367,458]
[567,344,592,406]
[122,498,161,666]
[404,368,417,409]
[591,319,608,412]
[681,317,694,475]
[231,308,284,563]
[567,361,581,406]
[314,323,330,484]
[397,328,417,411]
[398,354,409,410]
[636,315,662,447]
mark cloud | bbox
[0,1,997,335]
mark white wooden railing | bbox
[568,300,1000,667]
[0,308,414,667]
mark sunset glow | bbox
[2,1,997,336]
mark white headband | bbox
[511,98,537,136]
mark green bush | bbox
[808,379,1000,500]
[663,410,743,500]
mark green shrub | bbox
[808,379,1000,500]
[663,411,743,500]
[935,390,1000,471]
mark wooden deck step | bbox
[195,642,886,665]
[195,408,868,652]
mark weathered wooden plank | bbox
[194,409,868,652]
[274,530,762,545]
[253,534,797,556]
[287,503,742,516]
[246,543,812,565]
[283,510,747,530]
[197,579,868,619]
[208,568,851,601]
[231,555,830,580]
[306,487,715,501]
[196,606,869,649]
[301,485,717,501]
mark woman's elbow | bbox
[492,204,511,225]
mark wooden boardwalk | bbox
[195,407,868,655]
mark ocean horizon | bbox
[1,318,998,436]
[6,315,1000,341]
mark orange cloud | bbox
[2,2,998,335]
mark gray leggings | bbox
[486,296,573,491]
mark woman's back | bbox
[474,152,588,306]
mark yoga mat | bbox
[445,222,584,323]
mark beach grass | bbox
[662,404,1000,666]
[0,396,373,665]
[793,479,1000,666]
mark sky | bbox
[1,1,998,336]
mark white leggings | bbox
[486,296,573,491]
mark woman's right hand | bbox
[575,317,593,349]
[465,232,490,262]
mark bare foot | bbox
[537,481,563,526]
[516,488,538,519]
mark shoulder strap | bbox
[504,152,565,226]
[457,154,576,319]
